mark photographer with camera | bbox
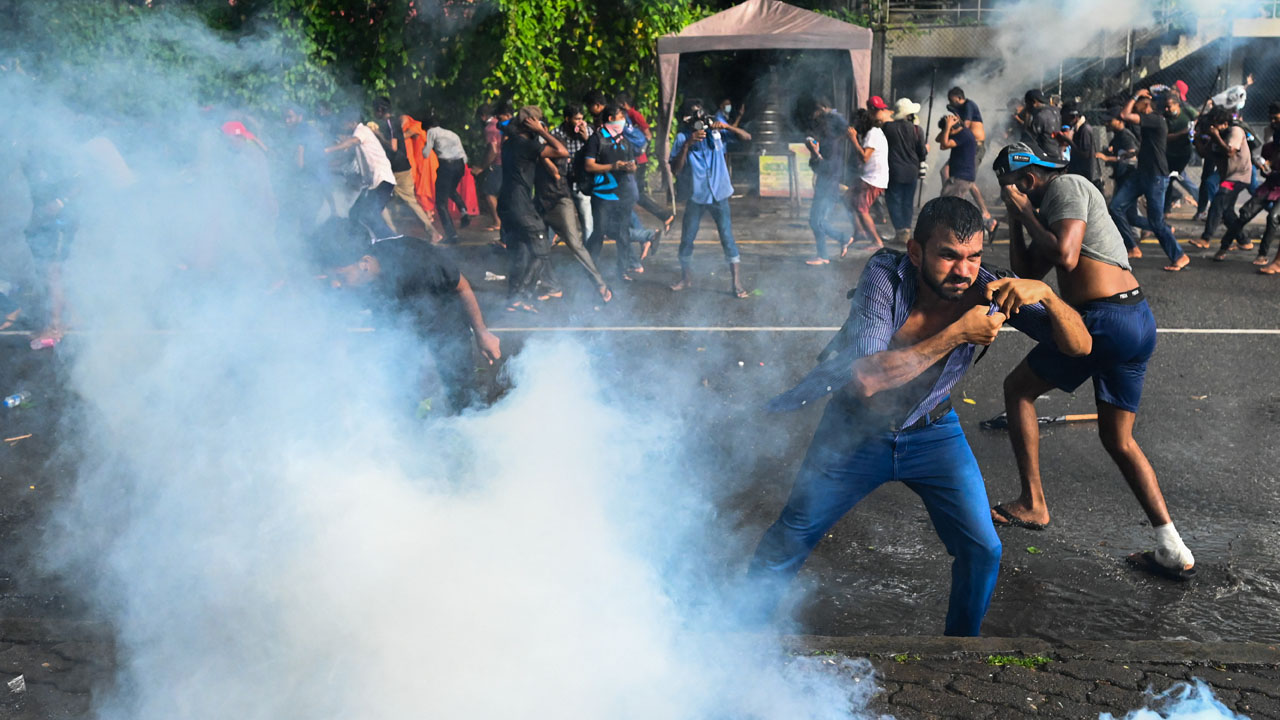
[669,98,751,298]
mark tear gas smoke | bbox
[2,8,887,720]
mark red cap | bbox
[1174,80,1189,102]
[220,121,257,142]
[867,96,889,111]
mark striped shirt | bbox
[769,250,1055,426]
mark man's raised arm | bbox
[986,277,1091,357]
[852,304,1005,398]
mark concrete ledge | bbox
[786,635,1280,665]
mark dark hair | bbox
[600,103,625,122]
[420,113,439,129]
[1206,107,1232,127]
[614,91,633,108]
[563,102,583,120]
[373,96,392,114]
[914,196,985,248]
[494,99,515,117]
[678,97,704,118]
[582,90,606,108]
[1268,101,1280,116]
[947,87,965,100]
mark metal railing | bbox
[881,0,1279,26]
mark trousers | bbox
[747,402,1001,636]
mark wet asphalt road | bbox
[2,198,1279,642]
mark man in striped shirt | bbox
[749,197,1092,636]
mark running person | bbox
[991,143,1196,580]
[748,197,1091,636]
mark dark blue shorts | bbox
[1026,298,1156,414]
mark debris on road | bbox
[7,674,24,694]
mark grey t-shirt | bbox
[1222,126,1252,184]
[1038,174,1131,271]
[425,127,468,163]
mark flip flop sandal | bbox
[805,257,831,266]
[1187,239,1211,249]
[1126,551,1196,581]
[991,503,1048,531]
[734,287,750,299]
[1213,252,1229,262]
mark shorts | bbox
[1026,298,1156,414]
[853,181,884,214]
[479,167,503,197]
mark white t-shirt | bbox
[861,126,889,189]
[352,123,395,189]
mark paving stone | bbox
[1087,681,1143,708]
[1238,691,1280,719]
[876,661,951,689]
[995,664,1092,703]
[1058,660,1149,689]
[1189,666,1280,695]
[948,674,1045,712]
[892,685,997,719]
[1035,696,1117,718]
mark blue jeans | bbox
[351,181,397,241]
[1164,171,1199,213]
[886,180,917,231]
[1109,173,1184,263]
[679,197,739,266]
[1196,162,1221,212]
[746,402,1002,637]
[809,175,846,259]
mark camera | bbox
[684,108,712,133]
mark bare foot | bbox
[990,498,1051,529]
[1128,246,1143,259]
[1259,262,1280,275]
[1253,255,1269,266]
[670,279,692,292]
[1187,238,1211,250]
[1163,255,1190,272]
[804,257,831,266]
[733,285,749,299]
[597,286,613,303]
[1237,242,1255,251]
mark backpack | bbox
[1233,119,1263,156]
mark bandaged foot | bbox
[1153,523,1195,570]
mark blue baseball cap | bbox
[991,142,1068,176]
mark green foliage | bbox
[985,654,1052,669]
[4,0,711,130]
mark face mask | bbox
[605,119,626,136]
[722,105,732,116]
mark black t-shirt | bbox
[1137,112,1169,177]
[380,117,412,173]
[534,151,571,214]
[1107,127,1138,178]
[814,110,850,180]
[1163,111,1193,169]
[883,119,926,184]
[497,132,544,223]
[367,237,469,342]
[582,127,636,200]
[947,127,978,182]
[1066,122,1097,182]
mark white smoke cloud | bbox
[3,7,888,720]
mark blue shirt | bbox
[768,251,1056,425]
[947,127,978,182]
[671,128,734,205]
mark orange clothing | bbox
[402,115,479,218]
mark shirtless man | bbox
[990,143,1196,580]
[748,196,1091,636]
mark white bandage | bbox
[1153,523,1195,570]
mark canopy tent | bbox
[655,0,873,202]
